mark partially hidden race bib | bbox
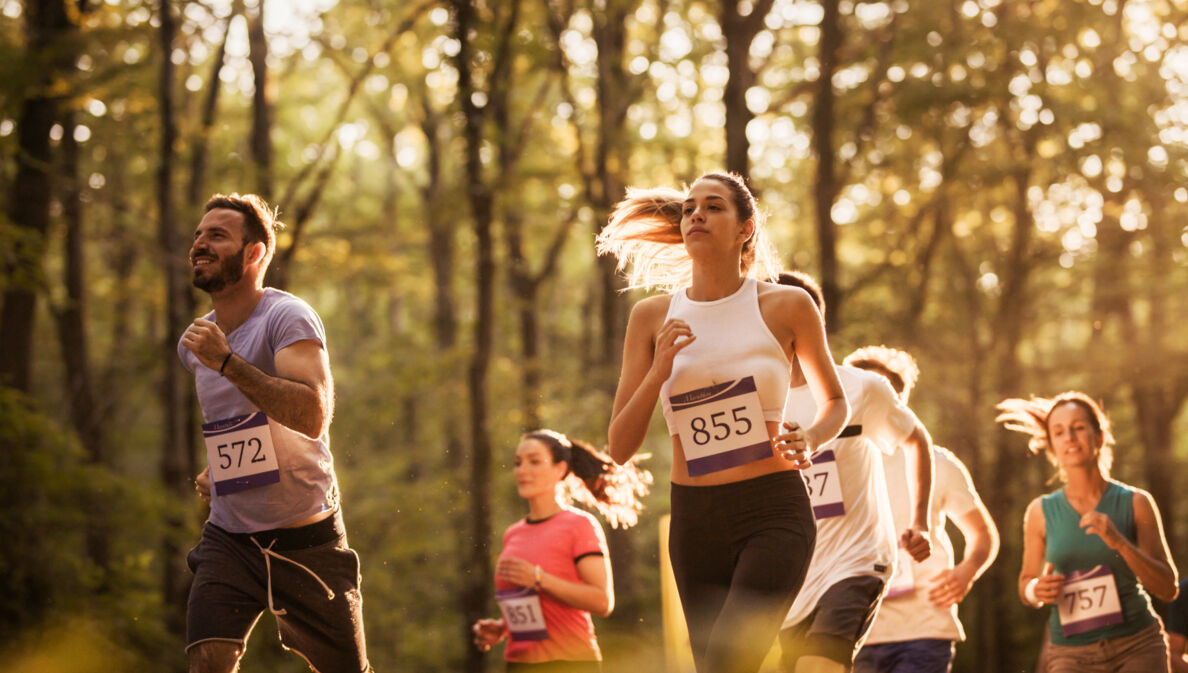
[496,587,549,641]
[1057,565,1124,637]
[202,412,282,496]
[669,376,772,477]
[803,448,844,519]
[885,547,916,598]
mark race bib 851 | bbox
[497,587,549,641]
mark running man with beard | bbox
[181,193,371,673]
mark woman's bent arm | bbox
[607,297,687,464]
[1115,491,1178,601]
[538,555,614,617]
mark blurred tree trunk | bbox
[247,0,273,200]
[0,0,72,393]
[187,4,234,211]
[1127,206,1185,554]
[981,131,1039,673]
[812,0,842,328]
[157,0,196,640]
[947,231,994,667]
[587,0,646,626]
[719,0,775,178]
[54,109,111,577]
[452,0,504,669]
[416,101,466,473]
[590,0,632,380]
[504,203,575,431]
[493,61,574,431]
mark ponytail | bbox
[524,430,653,529]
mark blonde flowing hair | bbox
[994,391,1115,483]
[595,172,783,292]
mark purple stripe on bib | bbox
[670,376,758,411]
[203,412,269,436]
[686,440,772,476]
[214,470,281,496]
[1062,612,1125,636]
[812,502,846,519]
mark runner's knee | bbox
[187,640,243,673]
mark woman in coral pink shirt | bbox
[473,430,651,672]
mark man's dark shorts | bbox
[779,574,886,669]
[186,510,370,673]
[853,638,955,673]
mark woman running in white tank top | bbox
[597,171,850,673]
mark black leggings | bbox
[669,471,816,673]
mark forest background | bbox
[3,0,1188,671]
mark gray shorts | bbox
[1041,621,1169,673]
[780,574,886,668]
[185,511,370,673]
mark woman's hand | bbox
[1031,563,1066,607]
[649,318,695,382]
[496,556,539,589]
[472,618,507,651]
[773,421,813,469]
[1081,511,1125,550]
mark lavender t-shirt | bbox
[178,288,339,533]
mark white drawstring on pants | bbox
[251,536,336,616]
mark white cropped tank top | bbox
[659,277,792,436]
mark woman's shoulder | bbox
[559,505,603,528]
[628,293,674,326]
[756,281,818,318]
[1109,479,1157,512]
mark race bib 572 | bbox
[202,412,282,496]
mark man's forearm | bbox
[905,425,934,529]
[223,354,330,438]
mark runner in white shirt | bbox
[775,273,933,673]
[847,346,999,673]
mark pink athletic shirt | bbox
[497,507,607,663]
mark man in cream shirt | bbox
[847,346,999,673]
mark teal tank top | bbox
[1041,480,1156,646]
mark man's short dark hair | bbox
[776,270,825,317]
[204,193,283,268]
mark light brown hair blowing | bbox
[595,171,782,292]
[995,391,1114,483]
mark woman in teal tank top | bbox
[997,391,1178,672]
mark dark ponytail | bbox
[523,430,653,529]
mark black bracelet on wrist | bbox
[219,352,233,375]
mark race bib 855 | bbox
[669,376,772,477]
